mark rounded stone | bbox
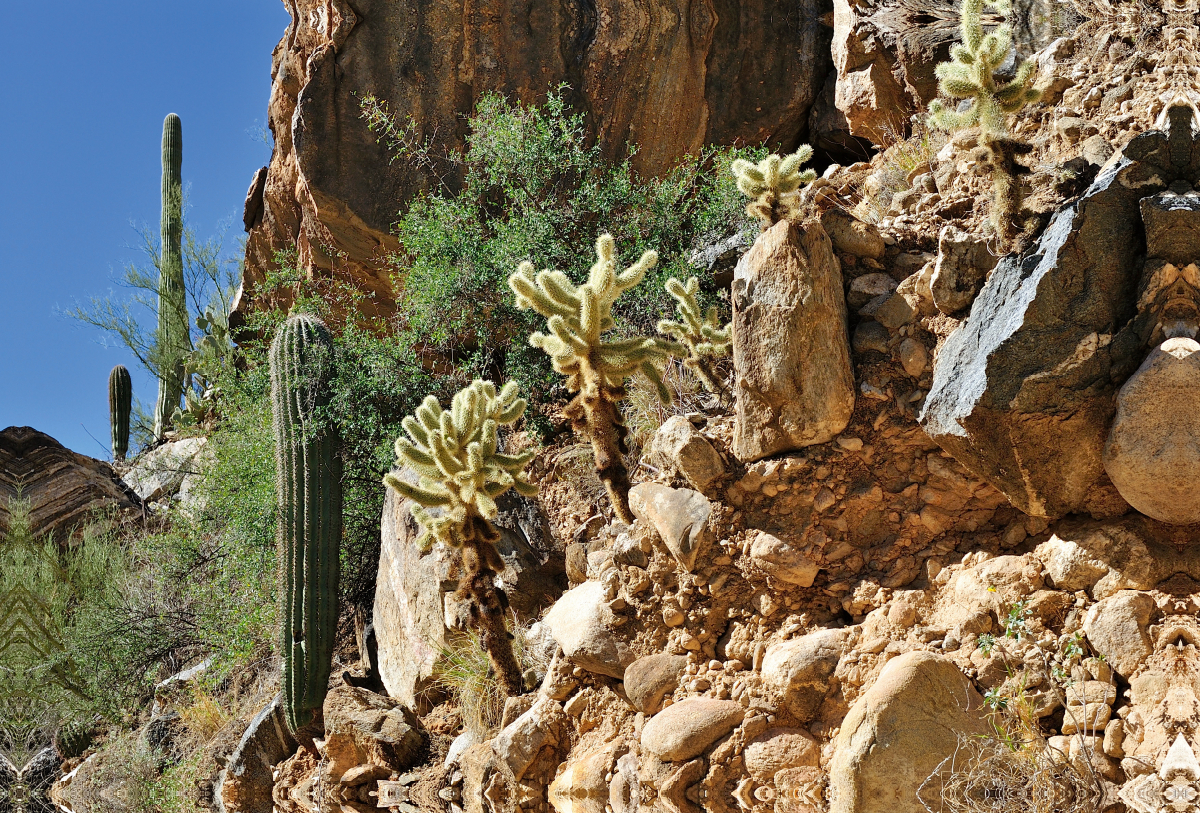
[640,698,744,761]
[1104,337,1200,524]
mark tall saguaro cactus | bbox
[109,365,132,461]
[384,379,537,696]
[509,234,674,523]
[153,113,189,440]
[271,313,342,733]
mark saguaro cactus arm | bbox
[108,365,132,461]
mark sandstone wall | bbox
[236,0,835,321]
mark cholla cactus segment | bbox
[659,276,732,398]
[384,379,537,551]
[509,233,674,402]
[658,276,731,358]
[927,0,1041,137]
[731,146,817,227]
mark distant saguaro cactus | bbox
[108,365,132,461]
[384,379,537,696]
[658,276,732,401]
[731,146,817,228]
[271,313,342,734]
[153,113,190,439]
[928,0,1041,248]
[509,234,674,523]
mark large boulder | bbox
[216,695,298,813]
[1083,591,1156,679]
[122,436,209,502]
[239,0,833,321]
[1104,337,1200,524]
[0,426,140,543]
[762,628,851,721]
[318,683,427,801]
[640,698,745,761]
[929,224,999,315]
[623,654,688,714]
[732,220,855,462]
[644,416,725,494]
[919,112,1200,518]
[829,651,987,813]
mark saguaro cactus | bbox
[509,234,674,523]
[109,365,132,461]
[658,276,732,401]
[271,313,342,733]
[928,0,1040,247]
[153,113,189,440]
[731,146,817,228]
[384,379,536,696]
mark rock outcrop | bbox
[0,426,140,542]
[731,220,855,462]
[238,0,835,321]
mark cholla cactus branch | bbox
[510,234,673,523]
[384,379,536,697]
[927,0,1041,138]
[731,146,817,228]
[658,276,732,401]
[928,0,1041,250]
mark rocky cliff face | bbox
[237,0,835,320]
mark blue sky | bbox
[0,1,290,457]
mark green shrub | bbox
[365,86,760,426]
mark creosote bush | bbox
[364,87,755,425]
[510,234,674,523]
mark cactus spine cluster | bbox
[509,234,673,524]
[658,276,732,400]
[384,379,536,696]
[271,313,342,733]
[153,113,189,440]
[731,146,817,228]
[109,365,132,461]
[928,0,1041,248]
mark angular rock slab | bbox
[1105,338,1200,524]
[628,483,712,572]
[829,651,986,813]
[732,220,855,462]
[542,580,634,679]
[921,127,1183,517]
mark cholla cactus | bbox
[384,380,536,550]
[383,379,537,696]
[658,276,731,401]
[731,146,817,228]
[509,234,673,523]
[929,0,1041,249]
[927,0,1040,137]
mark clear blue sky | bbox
[0,1,290,457]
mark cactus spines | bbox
[271,313,342,734]
[153,113,189,440]
[509,234,673,523]
[731,146,817,228]
[658,276,732,401]
[384,379,536,696]
[928,0,1040,249]
[108,365,132,461]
